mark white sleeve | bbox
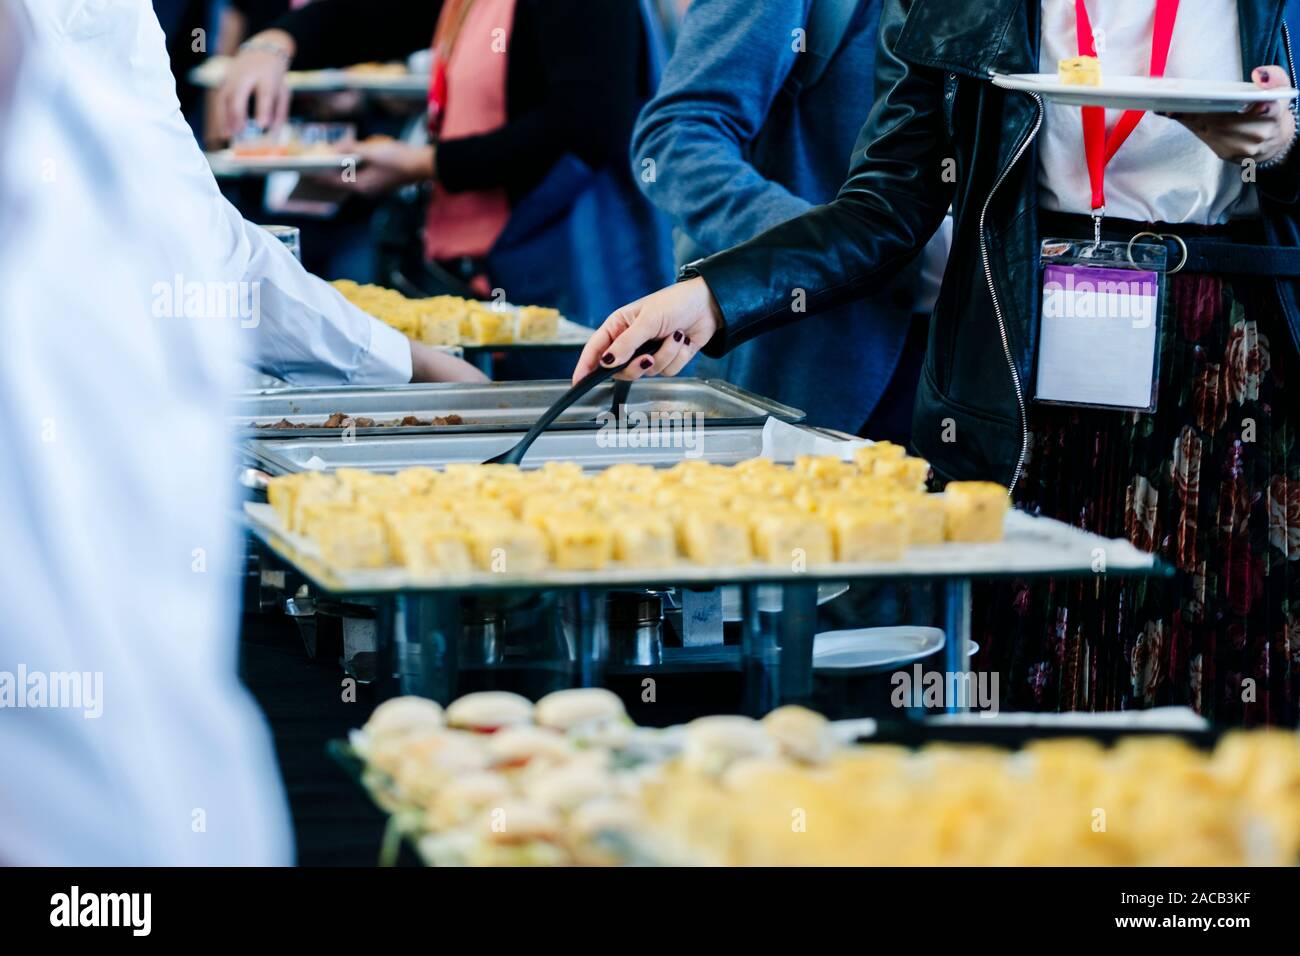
[230,201,413,386]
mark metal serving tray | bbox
[235,379,803,438]
[246,424,783,475]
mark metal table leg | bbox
[942,578,973,714]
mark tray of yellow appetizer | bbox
[337,691,1300,867]
[330,280,589,349]
[242,444,1164,595]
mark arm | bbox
[227,200,415,386]
[571,0,954,381]
[435,0,643,195]
[630,0,815,255]
[692,0,954,356]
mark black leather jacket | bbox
[694,0,1300,487]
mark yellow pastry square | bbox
[677,511,753,566]
[418,311,462,346]
[542,518,614,571]
[516,306,560,342]
[750,512,833,566]
[314,513,389,568]
[467,521,549,574]
[1058,55,1101,86]
[852,441,907,474]
[900,493,947,546]
[874,457,931,493]
[943,482,1009,543]
[467,306,515,345]
[613,519,677,568]
[793,455,854,482]
[829,506,909,562]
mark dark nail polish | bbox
[639,357,653,370]
[1260,69,1271,82]
[601,353,615,365]
[673,330,683,342]
[684,336,692,346]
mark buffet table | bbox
[238,379,1172,716]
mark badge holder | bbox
[1034,232,1168,413]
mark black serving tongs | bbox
[483,339,662,465]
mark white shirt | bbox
[1038,0,1259,224]
[0,0,410,865]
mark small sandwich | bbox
[681,715,779,776]
[1058,54,1101,86]
[425,772,513,831]
[761,705,837,765]
[361,697,447,770]
[486,725,575,770]
[446,691,535,733]
[535,688,631,747]
[525,763,615,812]
[365,695,445,736]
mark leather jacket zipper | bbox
[978,90,1044,493]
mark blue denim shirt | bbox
[632,0,922,433]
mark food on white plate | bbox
[446,691,535,733]
[1058,54,1102,86]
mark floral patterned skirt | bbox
[973,269,1299,725]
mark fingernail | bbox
[639,357,653,370]
[1260,69,1270,82]
[684,336,692,346]
[672,330,683,342]
[601,353,615,365]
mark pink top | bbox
[424,0,518,263]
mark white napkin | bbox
[760,417,871,462]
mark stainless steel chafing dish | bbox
[234,378,803,438]
[244,423,790,475]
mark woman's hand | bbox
[213,29,296,139]
[571,278,723,384]
[1163,66,1297,165]
[409,340,490,383]
[333,137,435,197]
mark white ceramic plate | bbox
[991,73,1298,113]
[206,151,360,177]
[812,626,947,675]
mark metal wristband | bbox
[239,38,293,64]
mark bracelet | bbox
[239,38,292,64]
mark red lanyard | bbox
[1075,0,1181,213]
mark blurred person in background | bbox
[0,0,475,865]
[214,0,674,334]
[575,0,1300,723]
[632,0,950,438]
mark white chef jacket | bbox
[0,0,409,865]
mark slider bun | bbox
[365,696,445,739]
[487,726,574,767]
[526,764,614,811]
[535,688,626,731]
[682,715,777,774]
[762,705,836,765]
[446,691,534,731]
